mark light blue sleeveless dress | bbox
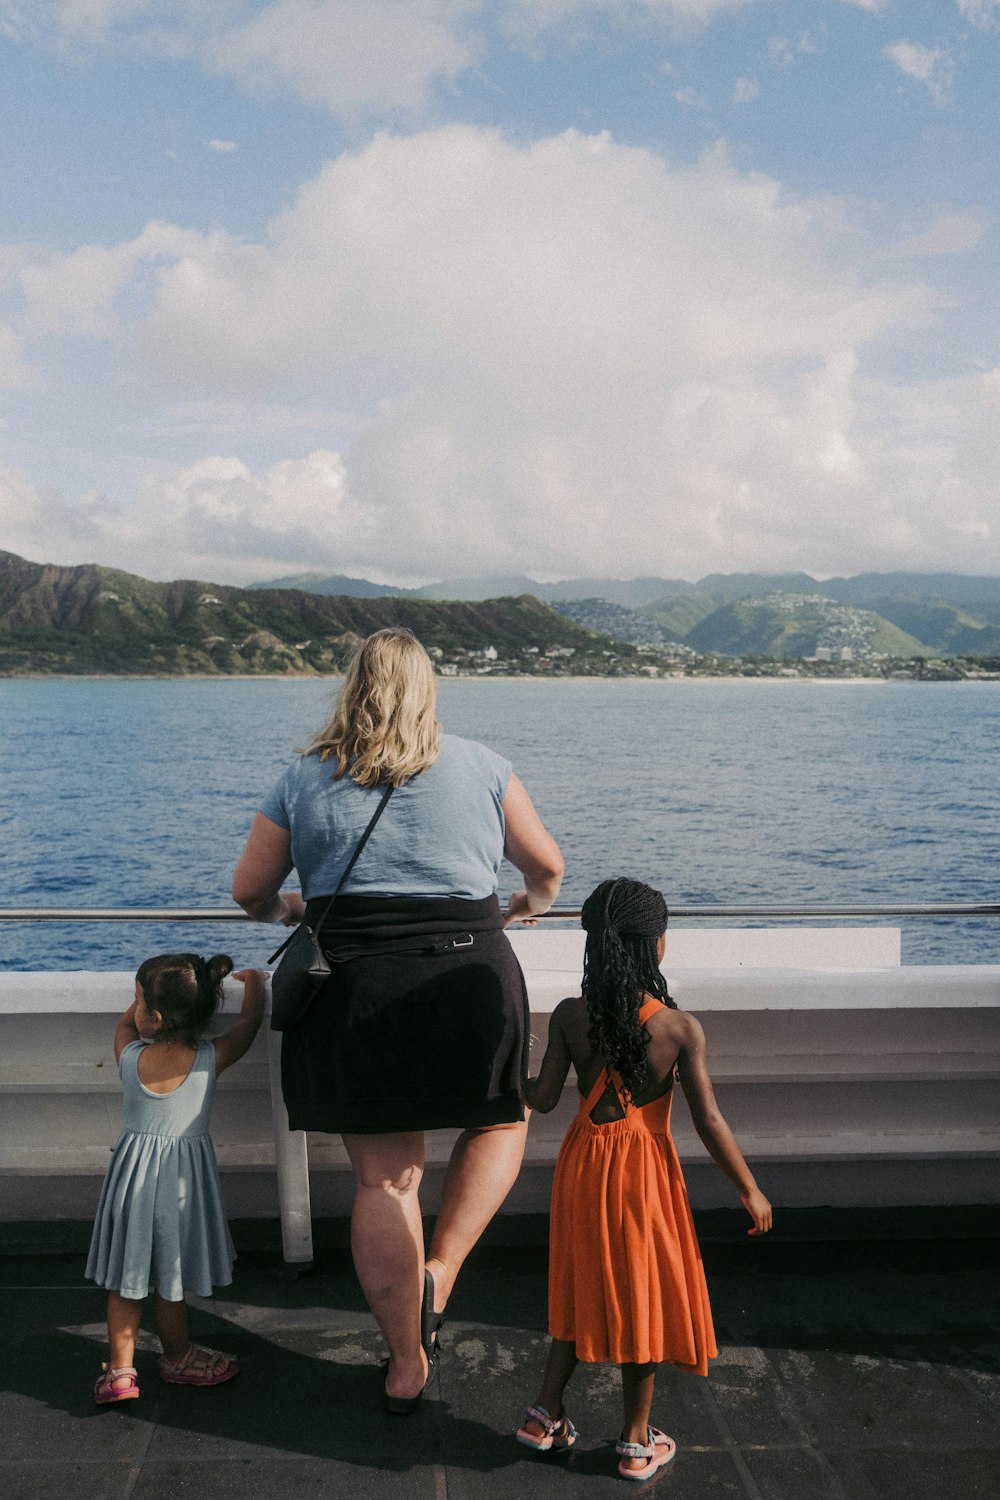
[86,1040,235,1301]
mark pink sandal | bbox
[516,1404,578,1451]
[616,1426,677,1481]
[159,1343,238,1387]
[94,1364,139,1404]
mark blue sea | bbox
[1,677,997,970]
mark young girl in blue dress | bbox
[86,952,266,1403]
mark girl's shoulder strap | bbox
[196,1038,219,1079]
[118,1038,145,1081]
[638,997,666,1024]
[581,1065,621,1113]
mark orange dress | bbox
[547,999,718,1372]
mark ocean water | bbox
[1,677,997,970]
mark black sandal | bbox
[382,1357,431,1415]
[421,1267,446,1365]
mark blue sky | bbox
[1,0,998,586]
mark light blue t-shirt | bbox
[260,733,513,901]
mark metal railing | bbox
[1,903,998,923]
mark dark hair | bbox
[135,952,232,1045]
[581,878,674,1102]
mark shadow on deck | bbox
[1,1212,997,1500]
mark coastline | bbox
[1,670,994,685]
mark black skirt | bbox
[279,894,529,1134]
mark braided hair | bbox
[135,952,233,1046]
[581,878,674,1103]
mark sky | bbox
[0,0,998,588]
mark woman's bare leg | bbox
[426,1121,528,1312]
[342,1131,429,1400]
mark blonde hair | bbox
[303,628,442,787]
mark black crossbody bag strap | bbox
[267,782,395,965]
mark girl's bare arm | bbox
[214,970,267,1076]
[113,1002,141,1063]
[524,1004,573,1113]
[676,1013,772,1235]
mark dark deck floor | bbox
[1,1216,998,1499]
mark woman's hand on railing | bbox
[275,892,306,926]
[504,890,543,927]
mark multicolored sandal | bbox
[159,1343,238,1386]
[94,1364,140,1404]
[515,1404,579,1451]
[616,1426,676,1481]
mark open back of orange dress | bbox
[547,998,718,1373]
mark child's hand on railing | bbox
[232,969,267,1020]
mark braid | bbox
[581,878,674,1103]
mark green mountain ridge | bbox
[636,579,1000,656]
[248,567,999,654]
[246,570,424,598]
[0,551,643,676]
[684,596,924,658]
[4,552,998,670]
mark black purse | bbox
[268,783,394,1031]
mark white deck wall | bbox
[1,929,998,1252]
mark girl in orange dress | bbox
[517,878,772,1481]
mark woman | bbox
[232,628,563,1410]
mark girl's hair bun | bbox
[205,954,234,986]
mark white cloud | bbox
[204,1,481,119]
[1,1,906,121]
[138,127,927,389]
[888,212,987,259]
[500,0,753,26]
[0,325,43,393]
[9,366,999,583]
[207,138,237,153]
[17,222,207,337]
[672,85,706,108]
[954,0,1000,29]
[0,2,43,43]
[152,398,365,438]
[885,40,956,107]
[52,0,154,33]
[0,450,364,582]
[768,31,822,70]
[732,75,759,103]
[130,450,361,575]
[857,367,1000,564]
[13,125,996,581]
[0,241,49,287]
[0,461,109,557]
